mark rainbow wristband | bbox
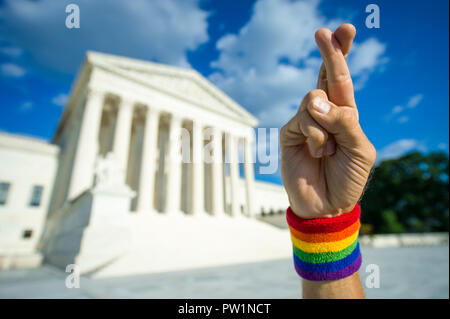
[286,204,362,281]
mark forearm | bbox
[302,271,365,299]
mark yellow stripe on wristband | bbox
[290,230,359,253]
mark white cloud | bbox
[211,0,339,74]
[384,105,404,122]
[438,143,447,150]
[209,63,317,128]
[0,46,23,57]
[392,105,403,114]
[407,94,423,108]
[209,0,387,128]
[347,38,387,90]
[52,93,69,107]
[0,0,209,73]
[386,93,423,122]
[0,63,26,77]
[397,116,409,124]
[348,38,387,76]
[377,139,426,163]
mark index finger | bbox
[315,28,356,108]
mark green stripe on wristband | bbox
[293,239,358,264]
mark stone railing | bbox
[359,232,449,247]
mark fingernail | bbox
[316,148,324,158]
[312,97,330,114]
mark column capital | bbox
[118,96,136,108]
[86,87,105,99]
[170,113,183,127]
[192,119,204,129]
[170,113,183,122]
[226,131,237,140]
[146,105,162,116]
[212,126,222,134]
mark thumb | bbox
[306,96,365,150]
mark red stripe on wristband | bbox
[286,204,361,234]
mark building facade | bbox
[0,52,289,274]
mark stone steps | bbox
[88,213,292,278]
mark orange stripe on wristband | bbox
[289,219,360,243]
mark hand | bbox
[280,24,376,219]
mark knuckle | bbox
[298,109,310,127]
[305,89,326,102]
[304,89,328,110]
[298,111,328,144]
[309,128,327,145]
[336,109,358,130]
[330,72,352,85]
[298,108,308,119]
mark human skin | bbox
[280,24,376,299]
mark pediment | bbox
[119,69,243,120]
[87,52,258,126]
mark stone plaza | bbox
[0,245,448,299]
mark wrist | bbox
[290,202,357,219]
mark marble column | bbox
[244,137,255,217]
[68,88,104,200]
[112,97,134,175]
[211,127,225,216]
[164,115,183,214]
[228,134,240,216]
[191,120,205,215]
[136,107,160,212]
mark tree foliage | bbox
[360,151,449,234]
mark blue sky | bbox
[0,0,448,185]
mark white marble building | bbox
[0,52,289,276]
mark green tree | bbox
[360,152,449,234]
